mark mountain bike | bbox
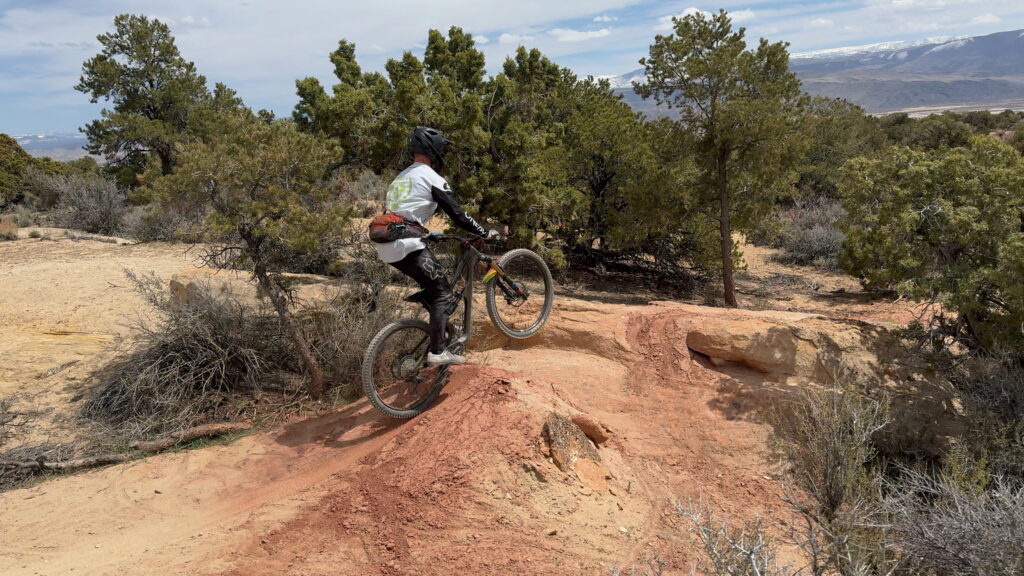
[362,234,554,418]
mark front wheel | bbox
[362,319,447,419]
[485,248,554,339]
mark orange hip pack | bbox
[368,211,429,243]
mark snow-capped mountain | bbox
[605,28,1024,115]
[596,68,647,90]
[790,35,963,60]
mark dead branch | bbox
[129,421,250,452]
[0,421,249,474]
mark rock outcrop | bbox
[682,309,963,456]
[685,315,887,384]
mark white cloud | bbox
[970,13,1001,24]
[807,18,835,28]
[498,33,535,45]
[180,16,211,27]
[548,28,611,42]
[593,15,617,22]
[729,9,756,24]
[656,7,712,31]
[474,34,489,45]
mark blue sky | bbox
[2,0,1022,135]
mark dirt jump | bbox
[0,233,945,575]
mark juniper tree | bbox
[841,136,1024,356]
[147,113,349,398]
[636,9,806,306]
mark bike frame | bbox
[429,235,494,353]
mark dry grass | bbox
[0,218,17,241]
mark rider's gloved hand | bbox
[486,229,501,240]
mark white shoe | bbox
[427,350,466,366]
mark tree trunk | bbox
[156,147,173,176]
[717,147,737,307]
[253,264,326,399]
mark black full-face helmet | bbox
[408,126,452,172]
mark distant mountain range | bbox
[609,28,1024,116]
[15,132,91,161]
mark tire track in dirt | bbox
[0,402,404,576]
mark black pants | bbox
[389,248,456,354]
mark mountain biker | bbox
[376,126,498,366]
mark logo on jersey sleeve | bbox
[386,176,413,211]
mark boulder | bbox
[542,413,600,472]
[685,316,885,384]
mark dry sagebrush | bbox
[678,499,796,576]
[82,271,293,439]
[53,173,127,235]
[885,467,1024,576]
[771,389,901,576]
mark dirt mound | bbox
[0,303,798,576]
[223,368,645,576]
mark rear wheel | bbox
[485,248,554,339]
[362,319,447,419]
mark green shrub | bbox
[841,137,1024,357]
[0,134,33,206]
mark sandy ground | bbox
[0,231,202,445]
[0,229,917,575]
[734,239,926,327]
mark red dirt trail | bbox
[1,299,806,576]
